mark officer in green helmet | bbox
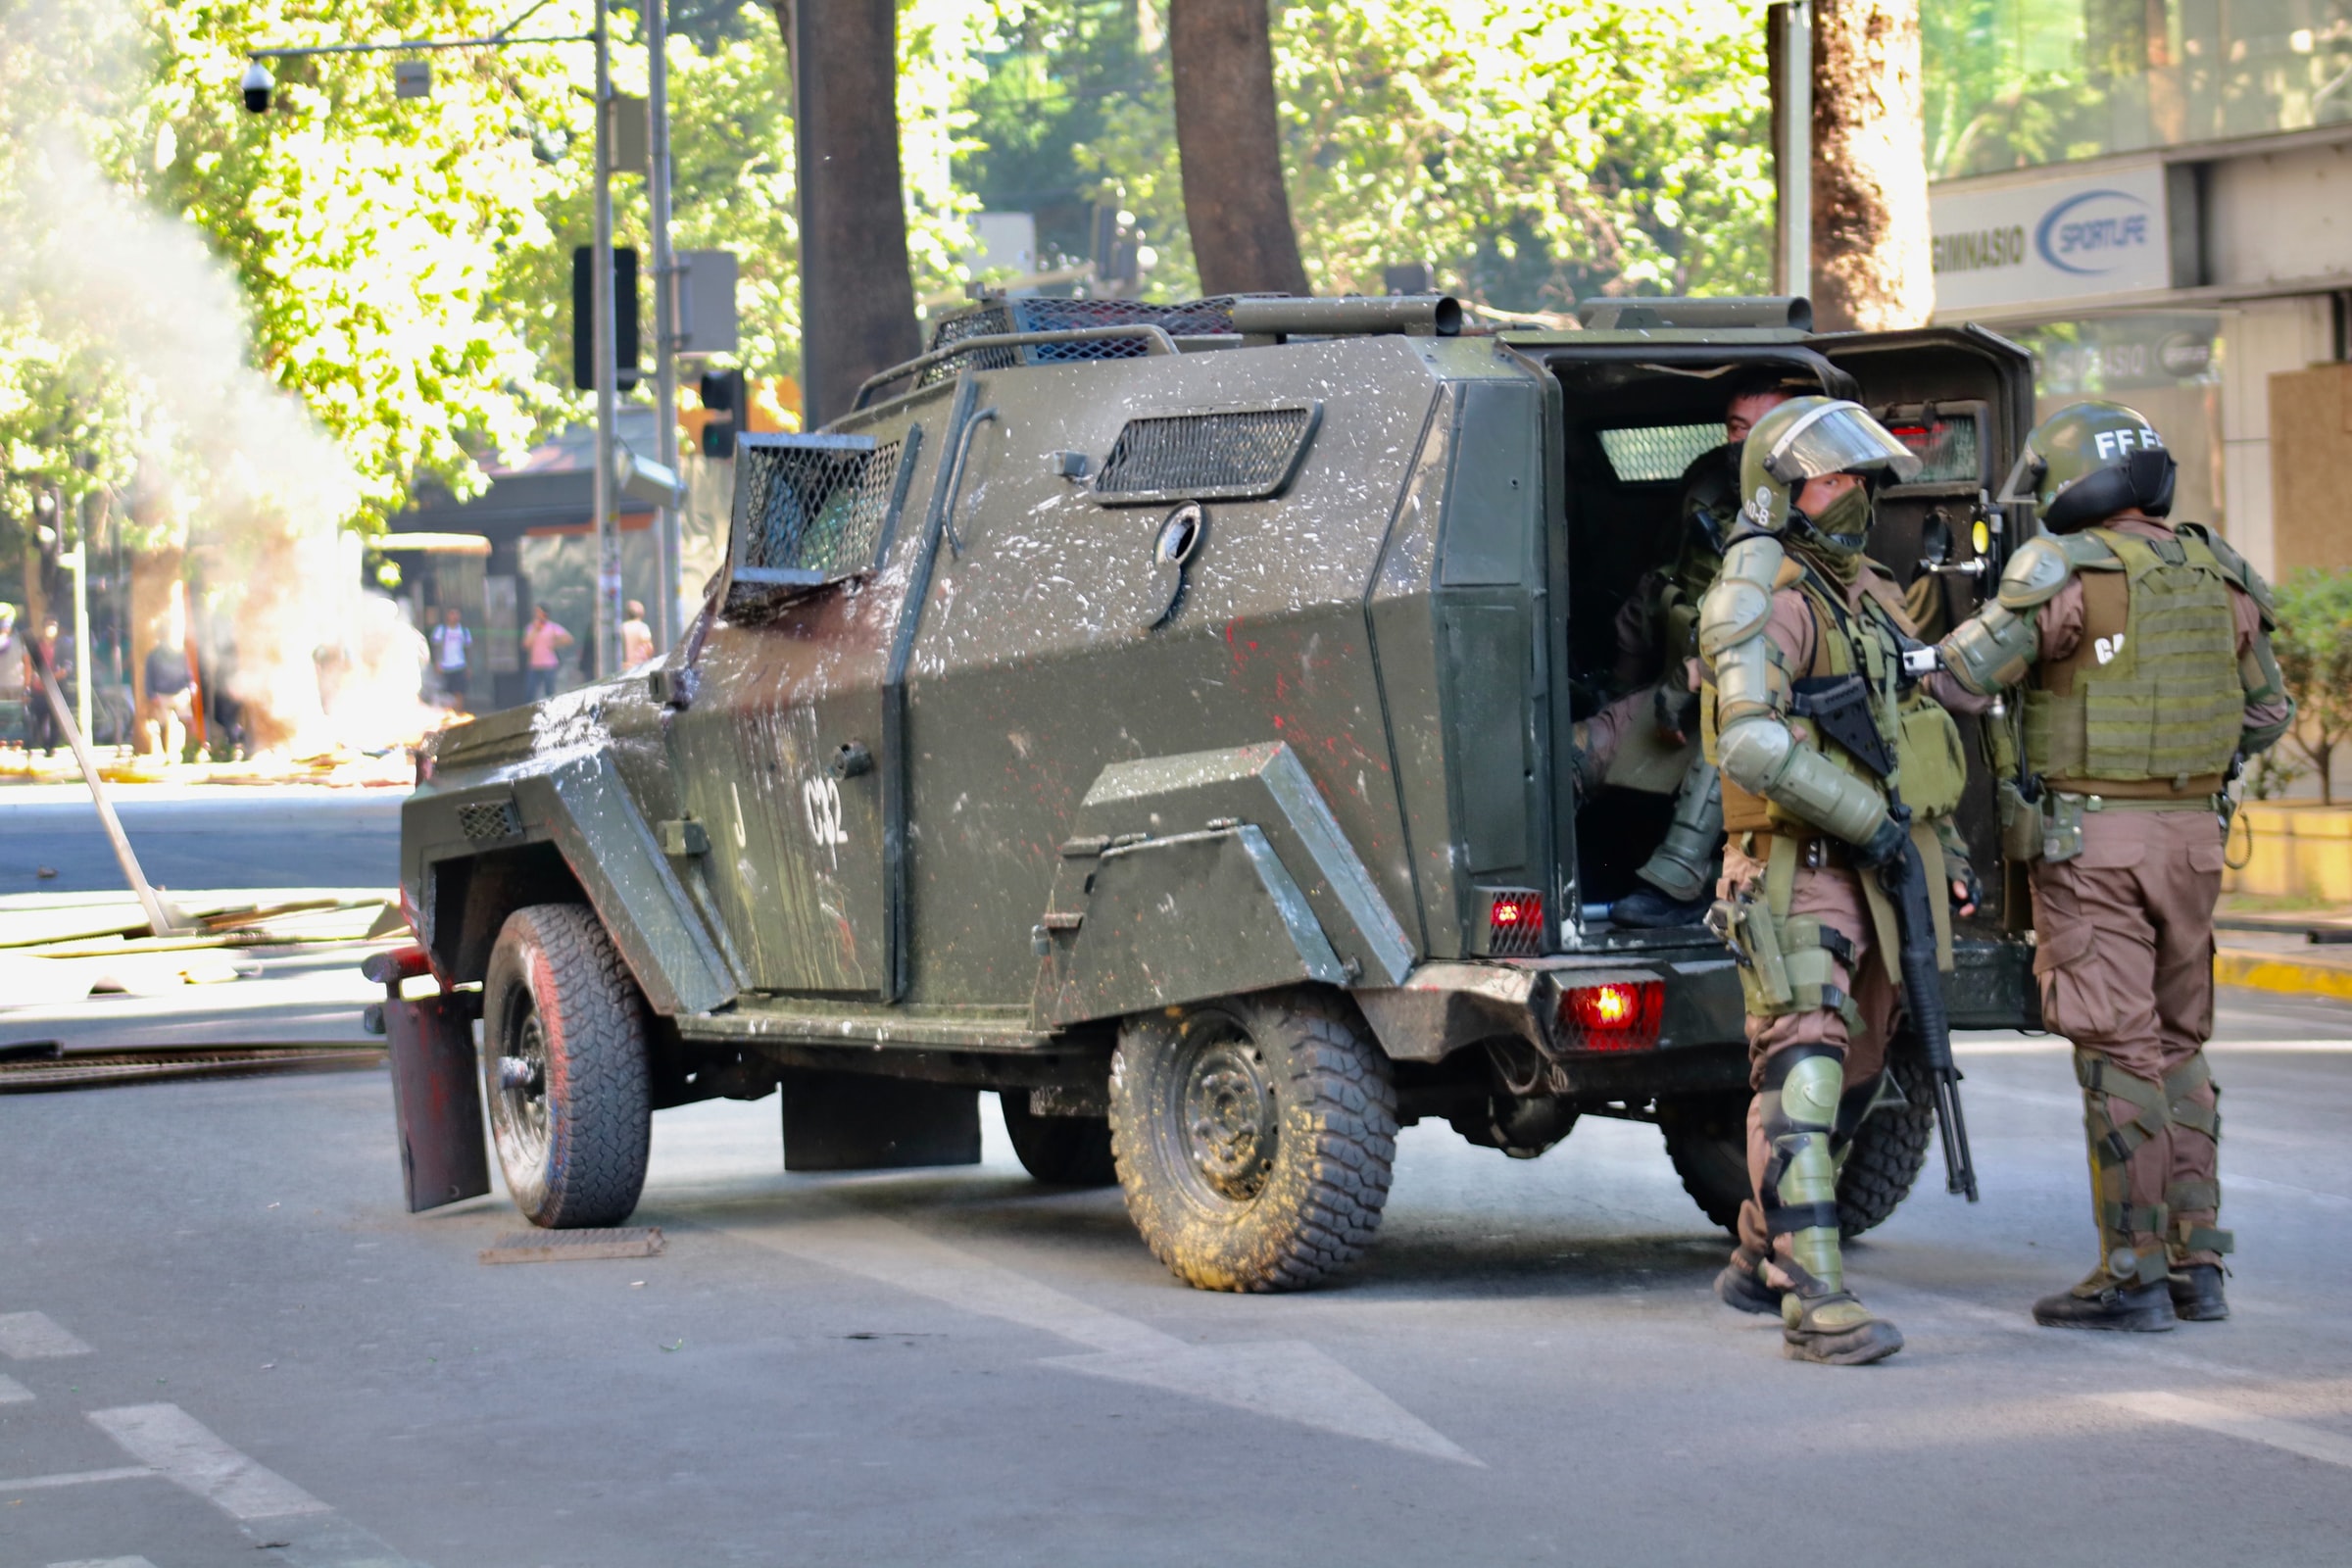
[1697,397,1987,1365]
[1936,401,2292,1331]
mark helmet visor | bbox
[1995,444,2046,508]
[1760,402,1925,487]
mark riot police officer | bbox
[1698,397,1984,1365]
[1936,401,2292,1331]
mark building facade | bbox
[1924,2,2352,576]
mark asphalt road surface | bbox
[4,991,2349,1567]
[0,785,405,895]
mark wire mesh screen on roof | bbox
[1596,422,1727,484]
[901,296,1264,395]
[1091,404,1319,505]
[732,436,903,588]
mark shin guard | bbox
[1759,1046,1846,1292]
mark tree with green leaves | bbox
[2271,567,2352,806]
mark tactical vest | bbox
[1712,564,1964,835]
[2022,526,2240,798]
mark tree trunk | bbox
[1809,0,1934,332]
[775,0,921,428]
[1168,0,1309,297]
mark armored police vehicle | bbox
[397,293,2039,1292]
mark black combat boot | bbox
[1713,1249,1785,1316]
[1610,885,1713,929]
[2033,1273,2177,1332]
[2168,1264,2230,1322]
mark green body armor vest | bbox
[2022,527,2241,793]
[1710,564,1967,833]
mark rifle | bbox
[1877,795,1980,1201]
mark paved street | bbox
[0,785,405,895]
[3,991,2348,1566]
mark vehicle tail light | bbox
[1487,890,1543,956]
[1556,979,1664,1052]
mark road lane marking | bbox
[0,1371,32,1402]
[0,1311,93,1358]
[48,1558,161,1567]
[714,1206,1479,1464]
[1855,1280,2271,1382]
[1047,1340,1479,1464]
[2099,1391,2352,1469]
[87,1403,330,1520]
[0,1466,156,1494]
[2231,1173,2352,1208]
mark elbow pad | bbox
[1718,714,1890,846]
[1938,602,2038,695]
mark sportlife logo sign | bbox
[1929,163,2171,313]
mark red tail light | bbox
[1557,979,1664,1052]
[1486,890,1543,956]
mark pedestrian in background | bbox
[142,634,193,760]
[0,603,25,749]
[31,615,75,755]
[430,606,473,710]
[620,599,655,668]
[521,604,571,704]
[1936,402,2292,1331]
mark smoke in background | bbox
[0,0,432,754]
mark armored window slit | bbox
[1090,404,1320,505]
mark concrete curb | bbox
[2216,946,2352,1003]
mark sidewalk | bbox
[0,745,416,790]
[2213,894,2352,1004]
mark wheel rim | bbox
[1172,1019,1278,1204]
[490,1004,552,1178]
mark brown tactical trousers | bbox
[1719,841,1900,1270]
[2029,808,2230,1269]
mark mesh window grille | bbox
[458,799,521,842]
[735,438,903,582]
[1596,422,1727,484]
[1092,405,1317,504]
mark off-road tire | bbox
[1000,1093,1117,1186]
[1835,1056,1936,1236]
[1108,989,1396,1293]
[1657,1056,1937,1240]
[482,904,653,1228]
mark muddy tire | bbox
[482,904,652,1228]
[1657,1057,1937,1240]
[1107,989,1396,1293]
[1657,1091,1750,1234]
[1000,1093,1117,1186]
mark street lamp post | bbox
[590,0,622,680]
[647,0,683,653]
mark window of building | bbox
[1926,3,2352,179]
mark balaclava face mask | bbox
[1789,478,1873,584]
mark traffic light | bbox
[700,368,746,458]
[571,246,641,392]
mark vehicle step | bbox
[677,1001,1054,1053]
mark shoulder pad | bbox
[2177,521,2278,620]
[1996,535,2085,611]
[1697,574,1775,660]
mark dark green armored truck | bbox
[398,293,2039,1292]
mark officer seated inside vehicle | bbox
[1568,371,1807,926]
[1564,368,1965,930]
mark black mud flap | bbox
[780,1069,981,1171]
[385,995,492,1212]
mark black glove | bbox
[1853,815,1909,869]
